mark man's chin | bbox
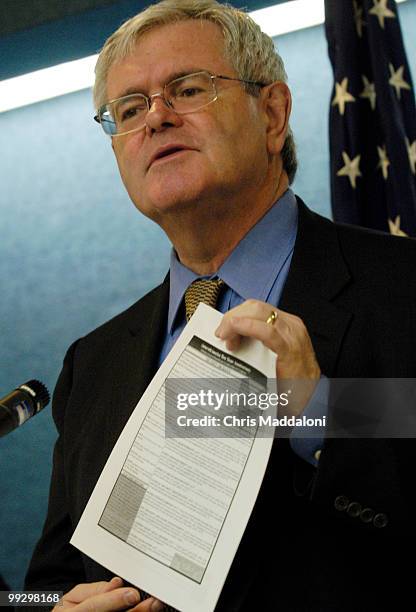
[132,193,200,222]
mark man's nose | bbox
[145,95,183,133]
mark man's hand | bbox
[54,577,164,612]
[215,300,321,415]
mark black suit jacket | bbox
[25,200,416,611]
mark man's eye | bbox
[121,107,136,120]
[118,104,146,122]
[177,87,203,98]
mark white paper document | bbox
[71,303,277,612]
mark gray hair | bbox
[94,0,297,183]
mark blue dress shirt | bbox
[158,189,325,466]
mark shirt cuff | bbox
[289,375,329,467]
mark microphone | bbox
[0,380,50,438]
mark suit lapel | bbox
[104,276,170,449]
[279,198,353,376]
[127,275,170,394]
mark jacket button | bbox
[334,495,349,511]
[373,513,388,528]
[360,507,375,523]
[347,502,362,518]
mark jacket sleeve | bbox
[24,340,87,594]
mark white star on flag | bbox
[377,145,390,180]
[389,64,411,100]
[369,0,396,29]
[337,152,362,188]
[388,216,408,237]
[405,138,416,174]
[360,76,377,110]
[353,0,366,37]
[332,78,355,115]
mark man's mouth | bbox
[148,145,194,169]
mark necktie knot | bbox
[184,278,225,321]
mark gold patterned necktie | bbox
[184,278,225,322]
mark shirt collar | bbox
[167,188,298,333]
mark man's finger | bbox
[215,299,275,335]
[62,578,124,605]
[74,586,141,612]
[129,596,165,611]
[219,315,288,354]
[216,303,291,344]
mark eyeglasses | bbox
[94,70,266,137]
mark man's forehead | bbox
[106,20,233,98]
[136,18,225,48]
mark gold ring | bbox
[266,310,278,325]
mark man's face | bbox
[107,20,272,223]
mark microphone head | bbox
[18,380,50,413]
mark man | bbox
[25,0,416,610]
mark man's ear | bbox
[262,81,292,155]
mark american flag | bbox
[324,0,416,236]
